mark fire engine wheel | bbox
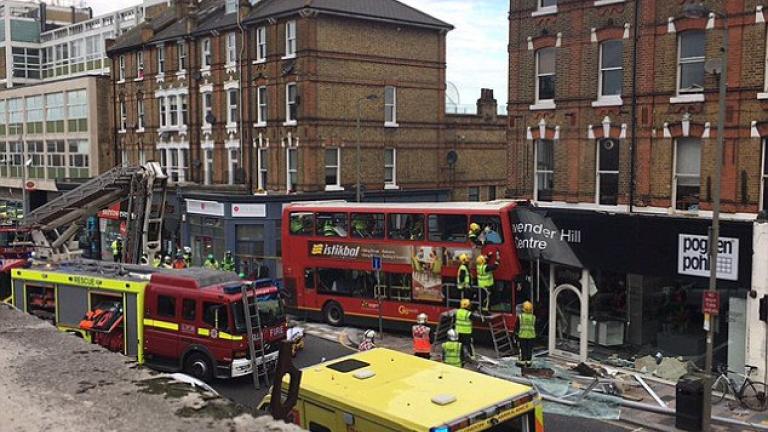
[323,302,344,327]
[184,352,213,382]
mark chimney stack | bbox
[476,88,498,122]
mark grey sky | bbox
[87,0,508,109]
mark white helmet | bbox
[417,313,428,325]
[364,329,376,340]
[447,329,458,341]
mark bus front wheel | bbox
[323,302,344,327]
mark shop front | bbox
[180,189,451,280]
[512,206,752,370]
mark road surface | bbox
[212,334,636,431]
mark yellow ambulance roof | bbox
[293,348,534,431]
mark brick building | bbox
[507,1,768,372]
[106,0,506,201]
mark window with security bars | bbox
[535,139,554,201]
[674,138,701,211]
[596,138,619,205]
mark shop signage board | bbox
[509,207,582,268]
[677,234,739,281]
[702,291,720,316]
[186,199,225,216]
[231,204,266,218]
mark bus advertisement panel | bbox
[281,201,523,330]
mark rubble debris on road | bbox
[0,303,303,432]
[634,354,690,381]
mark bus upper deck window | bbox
[428,214,467,243]
[290,212,314,236]
[316,213,348,237]
[351,213,385,238]
[388,213,424,241]
[470,215,504,244]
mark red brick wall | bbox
[508,0,768,213]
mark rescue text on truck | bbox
[10,262,287,381]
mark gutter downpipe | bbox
[629,0,640,213]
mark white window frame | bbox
[158,96,167,128]
[595,40,623,106]
[168,95,178,126]
[533,0,557,16]
[226,32,237,65]
[180,94,188,127]
[385,86,398,127]
[762,140,768,211]
[324,147,342,191]
[532,48,556,110]
[137,99,145,131]
[672,137,702,212]
[201,91,213,128]
[136,50,144,79]
[119,100,127,132]
[676,31,705,96]
[385,148,398,189]
[227,146,240,185]
[284,20,297,59]
[227,88,239,127]
[201,38,212,69]
[595,138,620,206]
[257,147,268,191]
[286,147,298,192]
[533,139,554,201]
[177,40,187,73]
[255,26,267,63]
[285,83,297,126]
[203,147,213,185]
[256,86,267,127]
[157,45,165,75]
[118,55,125,81]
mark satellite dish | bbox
[705,58,722,75]
[447,150,458,166]
[205,112,216,125]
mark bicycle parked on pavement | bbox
[711,364,768,411]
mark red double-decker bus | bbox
[280,201,524,331]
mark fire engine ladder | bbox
[431,311,455,358]
[124,163,167,264]
[488,314,516,359]
[240,283,270,390]
[21,163,166,263]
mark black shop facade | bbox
[511,206,753,370]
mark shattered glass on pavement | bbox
[489,358,622,420]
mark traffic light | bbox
[760,295,768,322]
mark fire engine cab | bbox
[9,261,287,381]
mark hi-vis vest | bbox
[455,308,472,334]
[477,263,494,288]
[457,264,470,289]
[111,240,120,254]
[518,312,536,340]
[442,341,462,367]
[412,325,431,353]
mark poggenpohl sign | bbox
[677,234,739,281]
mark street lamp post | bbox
[356,94,379,203]
[683,4,727,431]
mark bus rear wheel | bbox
[184,352,214,382]
[323,302,344,327]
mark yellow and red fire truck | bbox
[9,261,287,381]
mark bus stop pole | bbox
[376,269,383,340]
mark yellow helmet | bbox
[460,298,471,309]
[522,301,533,313]
[459,253,469,264]
[469,223,480,232]
[476,254,486,265]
